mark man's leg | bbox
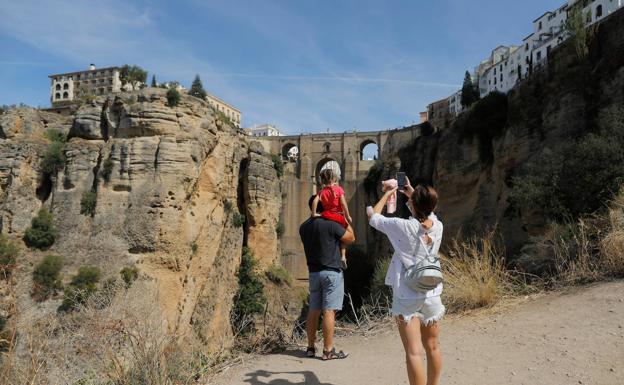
[306,309,321,348]
[321,309,335,351]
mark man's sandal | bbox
[306,346,316,358]
[322,347,349,360]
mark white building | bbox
[245,124,284,137]
[48,64,122,105]
[205,94,241,127]
[448,89,463,117]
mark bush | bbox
[0,234,19,278]
[232,249,266,335]
[275,221,285,238]
[166,88,181,107]
[232,211,245,228]
[191,242,198,254]
[270,154,284,178]
[59,266,101,312]
[41,141,66,175]
[80,190,97,216]
[223,199,233,213]
[120,64,148,87]
[101,158,114,182]
[44,128,67,143]
[454,91,508,164]
[32,255,63,301]
[442,230,517,312]
[120,266,139,288]
[265,265,292,286]
[24,209,57,250]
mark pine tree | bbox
[189,74,207,100]
[151,74,157,87]
[460,70,479,108]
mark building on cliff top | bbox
[245,124,284,137]
[205,93,241,127]
[48,64,122,106]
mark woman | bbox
[367,177,444,385]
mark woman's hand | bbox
[346,214,353,223]
[400,176,414,198]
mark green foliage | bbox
[24,209,57,250]
[80,190,97,217]
[32,255,63,301]
[189,74,207,100]
[511,133,624,220]
[120,266,139,288]
[120,64,148,86]
[44,128,67,143]
[166,87,181,107]
[565,7,598,60]
[223,199,233,213]
[191,242,198,254]
[232,248,266,334]
[151,74,157,87]
[41,141,66,175]
[0,234,19,278]
[370,258,392,303]
[101,158,114,182]
[265,265,292,286]
[270,154,284,178]
[59,266,101,312]
[232,211,246,228]
[275,221,285,238]
[460,70,479,108]
[454,91,508,164]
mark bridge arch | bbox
[281,142,299,162]
[315,157,342,185]
[360,139,379,160]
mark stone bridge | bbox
[256,124,427,280]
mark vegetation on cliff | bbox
[232,248,267,335]
[23,209,57,250]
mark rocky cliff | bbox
[0,89,289,354]
[371,9,624,269]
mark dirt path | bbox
[214,281,624,385]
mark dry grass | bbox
[599,192,624,277]
[442,230,522,313]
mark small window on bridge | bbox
[360,141,379,161]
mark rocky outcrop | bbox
[0,89,290,352]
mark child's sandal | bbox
[322,347,348,360]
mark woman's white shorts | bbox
[391,295,445,326]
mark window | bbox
[500,64,503,71]
[537,51,542,61]
[62,92,68,99]
[547,45,552,56]
[494,68,497,75]
[55,92,61,99]
[525,43,529,51]
[56,84,61,90]
[63,83,69,90]
[500,74,503,81]
[494,77,497,85]
[596,5,603,17]
[539,21,542,30]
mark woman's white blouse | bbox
[369,212,443,299]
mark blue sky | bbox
[0,0,564,135]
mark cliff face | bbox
[374,10,624,264]
[0,89,285,352]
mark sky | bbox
[0,0,565,135]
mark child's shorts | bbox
[391,295,445,326]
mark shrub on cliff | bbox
[166,87,181,107]
[41,141,66,175]
[454,91,508,164]
[120,266,139,288]
[101,158,114,182]
[271,154,284,177]
[24,209,57,250]
[32,255,63,301]
[265,265,292,286]
[275,221,285,238]
[80,190,97,217]
[232,248,266,335]
[44,128,67,143]
[232,211,246,228]
[0,234,19,278]
[59,266,101,312]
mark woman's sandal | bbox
[322,347,349,360]
[306,346,316,358]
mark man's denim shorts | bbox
[309,270,344,311]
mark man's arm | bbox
[340,224,355,245]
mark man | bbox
[299,195,355,360]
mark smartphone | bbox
[397,172,406,190]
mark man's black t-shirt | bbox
[299,217,346,272]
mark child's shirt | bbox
[318,185,345,214]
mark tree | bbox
[32,255,64,301]
[120,65,148,88]
[460,71,479,108]
[151,74,157,87]
[189,74,207,100]
[166,88,181,107]
[565,6,598,60]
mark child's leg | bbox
[340,243,347,269]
